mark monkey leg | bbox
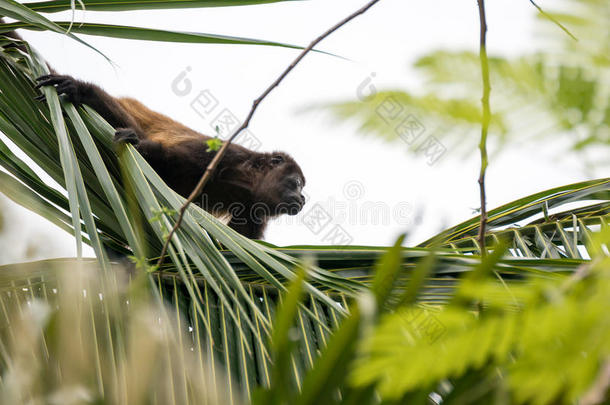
[114,128,139,145]
[113,131,166,168]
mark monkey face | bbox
[252,152,306,217]
[279,173,306,216]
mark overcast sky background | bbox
[0,0,601,263]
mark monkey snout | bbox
[283,192,305,216]
[288,203,303,216]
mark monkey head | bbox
[250,151,306,218]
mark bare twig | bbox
[476,0,491,256]
[156,0,383,268]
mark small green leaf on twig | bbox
[128,255,157,273]
[206,137,223,152]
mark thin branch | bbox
[476,0,491,256]
[156,0,383,268]
[528,0,577,41]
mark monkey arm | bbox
[36,74,144,136]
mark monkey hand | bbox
[35,74,82,104]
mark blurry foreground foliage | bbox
[0,263,236,405]
[1,229,610,405]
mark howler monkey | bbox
[39,75,307,239]
[1,21,306,240]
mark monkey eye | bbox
[271,155,284,165]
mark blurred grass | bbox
[0,260,238,404]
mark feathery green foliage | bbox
[318,0,609,166]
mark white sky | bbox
[0,0,602,263]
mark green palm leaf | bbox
[421,177,610,259]
[25,0,302,13]
[1,0,112,59]
[0,21,310,49]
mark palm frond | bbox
[1,21,311,49]
[422,177,610,259]
[24,0,302,13]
